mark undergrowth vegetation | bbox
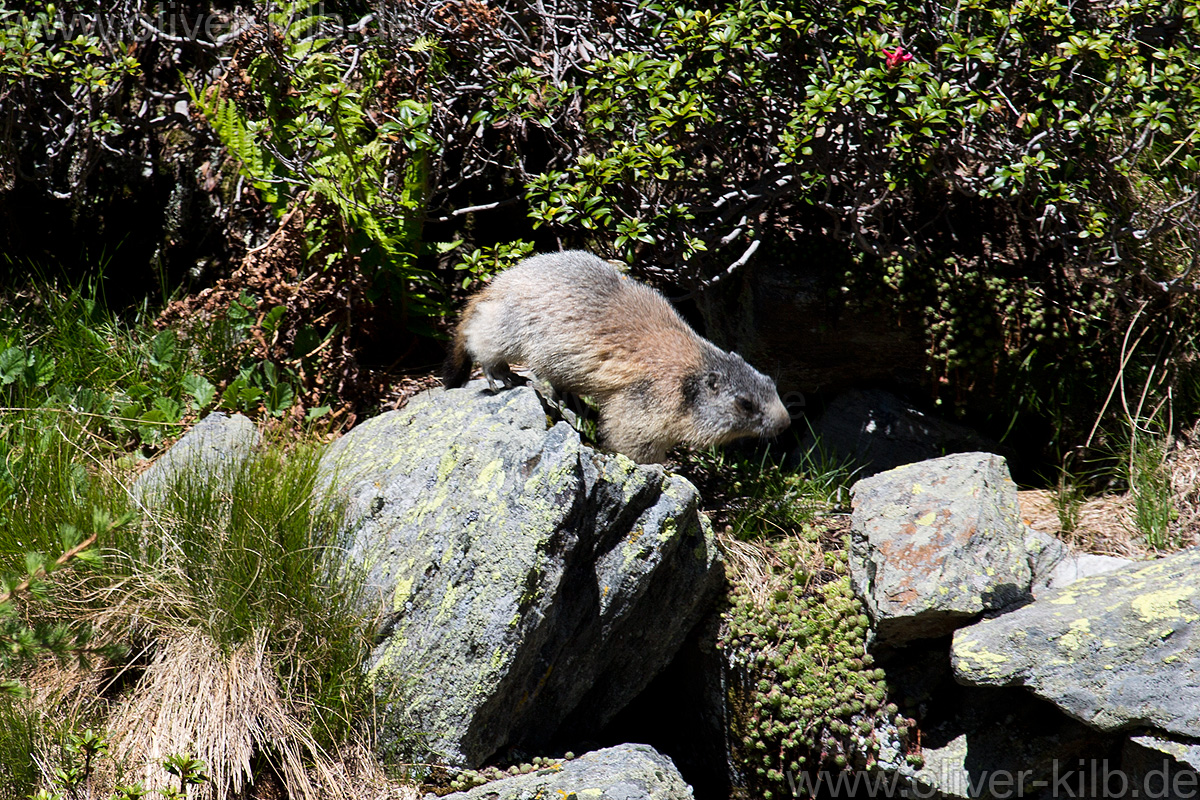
[5,0,1200,467]
[481,0,1200,460]
[723,534,918,798]
[679,447,854,539]
[0,280,379,799]
[680,447,911,798]
[1,420,376,799]
[2,0,1200,795]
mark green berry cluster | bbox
[721,534,914,798]
[442,753,574,794]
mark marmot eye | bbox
[736,396,756,414]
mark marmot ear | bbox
[706,371,722,392]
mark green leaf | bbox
[261,305,287,334]
[149,329,178,371]
[182,374,217,409]
[32,354,56,387]
[265,382,295,417]
[0,346,28,386]
[152,395,183,422]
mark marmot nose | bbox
[770,402,791,435]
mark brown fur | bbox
[444,251,790,462]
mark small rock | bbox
[1046,553,1134,591]
[428,743,694,800]
[132,412,260,505]
[849,452,1031,645]
[1026,528,1070,595]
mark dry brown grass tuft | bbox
[18,632,421,800]
[719,535,793,608]
[1167,435,1200,547]
[1019,433,1200,557]
[108,629,344,800]
[717,519,843,607]
[320,745,423,800]
[25,658,107,721]
[1018,489,1149,559]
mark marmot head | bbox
[682,349,791,447]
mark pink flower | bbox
[882,46,913,69]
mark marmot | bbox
[443,251,791,463]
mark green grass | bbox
[0,278,217,452]
[0,416,131,795]
[0,416,375,795]
[112,437,372,748]
[0,700,48,798]
[1128,431,1177,550]
[1053,469,1084,536]
[678,446,855,540]
[0,277,375,796]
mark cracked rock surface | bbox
[320,383,723,767]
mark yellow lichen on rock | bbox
[1130,586,1199,624]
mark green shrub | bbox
[0,1,142,185]
[187,0,450,332]
[484,0,1200,454]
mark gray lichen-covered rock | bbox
[1122,733,1200,800]
[132,412,260,504]
[952,548,1200,737]
[848,452,1032,645]
[1026,529,1134,595]
[429,744,695,800]
[320,384,724,767]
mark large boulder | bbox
[320,384,724,767]
[848,452,1032,645]
[952,548,1200,737]
[429,744,695,800]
